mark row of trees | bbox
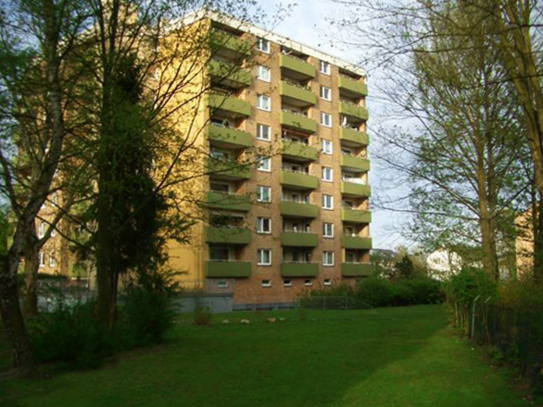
[329,0,542,280]
[0,0,262,372]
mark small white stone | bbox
[267,317,277,323]
[222,319,229,324]
[240,319,250,324]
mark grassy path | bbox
[0,305,531,407]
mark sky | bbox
[256,0,409,251]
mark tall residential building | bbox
[166,10,372,308]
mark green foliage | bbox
[355,277,395,307]
[444,267,497,307]
[0,208,9,256]
[394,254,416,280]
[193,307,213,326]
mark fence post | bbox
[471,295,480,339]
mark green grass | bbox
[0,305,531,407]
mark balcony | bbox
[340,154,370,172]
[342,263,372,277]
[279,81,316,106]
[280,170,319,190]
[281,232,318,247]
[338,75,368,97]
[208,157,251,180]
[340,127,369,147]
[281,141,319,161]
[207,191,251,212]
[280,111,317,133]
[208,92,251,118]
[279,54,316,79]
[280,201,318,218]
[208,60,251,88]
[281,262,318,277]
[209,29,251,56]
[206,260,251,278]
[342,208,371,224]
[205,227,251,245]
[342,236,372,250]
[207,124,252,149]
[339,101,369,122]
[341,181,371,197]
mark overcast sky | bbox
[256,0,410,251]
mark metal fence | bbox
[467,299,543,390]
[298,296,371,311]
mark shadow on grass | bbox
[1,305,452,407]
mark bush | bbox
[444,267,497,306]
[193,306,212,326]
[400,277,444,305]
[355,277,395,307]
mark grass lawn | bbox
[0,305,532,407]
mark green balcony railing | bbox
[341,181,371,197]
[339,127,369,146]
[279,81,316,106]
[279,54,316,78]
[342,236,372,250]
[280,201,318,218]
[280,111,317,133]
[281,232,318,247]
[208,60,251,88]
[342,263,372,277]
[209,29,251,55]
[207,191,251,212]
[340,155,370,172]
[208,92,251,117]
[281,262,318,277]
[205,227,251,245]
[338,75,368,97]
[208,158,251,179]
[339,101,369,122]
[206,261,251,278]
[281,141,319,161]
[207,124,252,148]
[342,208,371,223]
[280,170,319,189]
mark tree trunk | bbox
[23,225,39,317]
[533,198,543,283]
[0,254,33,372]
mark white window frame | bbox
[304,279,313,287]
[257,156,271,172]
[321,139,333,155]
[257,217,272,234]
[262,279,272,288]
[322,167,333,182]
[320,86,331,101]
[257,185,271,203]
[323,251,335,266]
[257,65,271,82]
[322,194,334,210]
[323,223,334,238]
[320,60,331,75]
[283,279,293,287]
[324,279,332,286]
[217,279,229,289]
[38,222,46,239]
[49,253,57,268]
[257,249,272,266]
[320,112,332,127]
[256,124,271,141]
[257,38,270,53]
[38,251,45,267]
[257,94,271,111]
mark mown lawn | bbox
[0,305,531,407]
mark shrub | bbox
[355,277,395,307]
[401,276,444,305]
[193,306,213,326]
[444,267,497,306]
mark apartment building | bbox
[165,10,372,308]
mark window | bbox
[257,94,271,111]
[283,279,293,287]
[262,279,272,288]
[320,112,332,127]
[304,279,313,287]
[49,254,57,268]
[257,65,271,82]
[321,139,332,155]
[320,86,331,101]
[218,279,229,289]
[322,167,333,182]
[257,185,271,202]
[323,251,335,266]
[323,223,334,238]
[210,247,230,261]
[324,279,332,286]
[257,217,272,234]
[38,222,46,238]
[257,38,270,53]
[38,251,45,267]
[322,194,334,210]
[320,60,331,75]
[257,249,272,266]
[257,156,271,172]
[51,228,56,237]
[257,124,271,141]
